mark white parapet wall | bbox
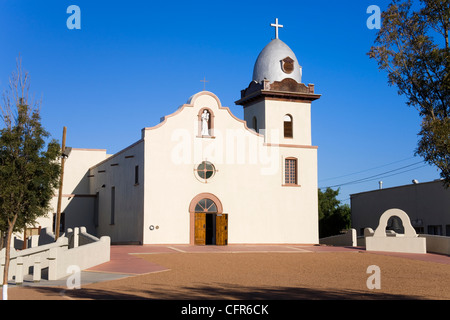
[47,235,110,280]
[366,235,427,254]
[362,228,450,255]
[319,229,357,247]
[1,237,68,282]
[1,227,110,283]
[419,234,450,256]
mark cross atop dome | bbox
[200,77,209,91]
[270,18,283,39]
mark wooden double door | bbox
[195,213,228,246]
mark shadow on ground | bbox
[26,283,425,300]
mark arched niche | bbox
[373,208,417,238]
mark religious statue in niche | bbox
[201,110,210,136]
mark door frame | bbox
[189,193,223,245]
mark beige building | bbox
[39,23,322,245]
[351,180,450,237]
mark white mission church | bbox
[41,20,322,245]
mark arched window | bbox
[284,114,293,138]
[189,193,223,214]
[195,198,218,213]
[252,116,258,132]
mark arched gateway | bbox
[189,193,228,246]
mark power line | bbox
[322,162,426,189]
[322,161,425,189]
[319,156,416,183]
[320,161,426,189]
[366,164,429,182]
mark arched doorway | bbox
[189,193,228,246]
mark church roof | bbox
[252,38,302,84]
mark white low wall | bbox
[419,234,450,256]
[319,229,357,247]
[1,237,68,282]
[361,234,450,256]
[1,227,110,283]
[366,235,427,254]
[48,236,110,280]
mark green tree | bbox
[368,0,450,186]
[318,188,351,238]
[0,58,60,299]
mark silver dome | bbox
[252,39,302,84]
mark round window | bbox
[195,161,216,182]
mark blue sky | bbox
[0,0,441,203]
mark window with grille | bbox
[195,161,216,183]
[285,158,297,185]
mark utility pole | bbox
[55,126,67,240]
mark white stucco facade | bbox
[71,91,319,245]
[138,92,318,244]
[38,34,321,246]
[34,148,108,237]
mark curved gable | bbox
[143,91,264,138]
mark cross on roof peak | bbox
[200,77,209,91]
[270,18,283,39]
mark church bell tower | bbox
[235,19,321,147]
